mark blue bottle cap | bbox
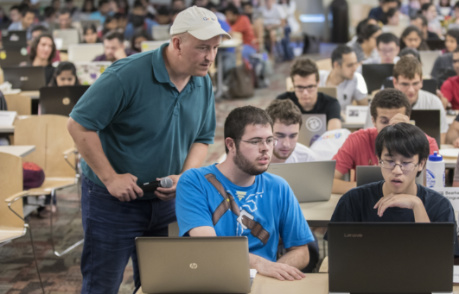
[428,151,443,162]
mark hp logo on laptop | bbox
[189,263,198,270]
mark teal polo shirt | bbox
[70,43,216,198]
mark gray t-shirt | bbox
[319,70,368,110]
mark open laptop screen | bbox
[328,222,454,294]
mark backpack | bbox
[225,61,254,99]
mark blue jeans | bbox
[80,175,176,294]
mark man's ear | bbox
[418,158,427,171]
[225,137,236,154]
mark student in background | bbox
[364,32,400,64]
[368,0,400,25]
[400,25,429,51]
[266,99,316,163]
[441,48,459,110]
[49,61,80,87]
[446,114,459,147]
[82,23,102,43]
[176,106,314,281]
[130,30,151,53]
[29,33,56,85]
[8,6,36,40]
[431,28,459,84]
[93,31,134,62]
[349,24,381,63]
[319,45,369,110]
[421,2,443,39]
[330,122,459,257]
[392,56,448,140]
[277,57,342,130]
[410,14,441,41]
[332,88,438,194]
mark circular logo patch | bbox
[189,263,198,270]
[305,116,323,132]
[62,97,71,105]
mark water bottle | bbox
[426,151,445,188]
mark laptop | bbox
[267,161,335,202]
[151,24,170,41]
[141,40,168,52]
[328,222,454,294]
[68,43,104,62]
[362,64,394,93]
[0,49,29,67]
[52,29,80,51]
[39,85,90,116]
[411,109,441,148]
[75,61,111,85]
[419,50,441,77]
[1,30,27,50]
[3,66,46,91]
[136,236,251,294]
[356,165,424,186]
[297,113,327,147]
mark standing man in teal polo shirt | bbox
[67,6,230,293]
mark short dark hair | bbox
[385,7,398,18]
[224,3,240,15]
[455,1,459,9]
[224,106,273,153]
[50,61,80,86]
[393,55,423,79]
[83,23,97,34]
[399,47,421,61]
[376,32,399,47]
[21,7,35,17]
[446,28,459,48]
[266,99,303,128]
[382,0,399,3]
[290,57,319,81]
[370,88,411,120]
[375,123,430,174]
[59,8,71,15]
[421,2,434,12]
[411,14,428,27]
[130,29,151,51]
[31,24,48,35]
[331,45,354,65]
[29,33,56,65]
[357,24,381,44]
[44,6,56,18]
[103,30,124,43]
[10,5,20,12]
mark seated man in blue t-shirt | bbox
[329,122,459,254]
[176,106,315,281]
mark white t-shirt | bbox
[285,143,317,163]
[259,4,286,26]
[364,89,448,133]
[319,70,368,110]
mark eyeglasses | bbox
[397,81,422,88]
[294,84,317,93]
[241,137,277,148]
[453,59,459,64]
[379,159,419,172]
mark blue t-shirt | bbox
[329,181,459,255]
[176,164,314,262]
[70,44,216,198]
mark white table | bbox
[0,125,14,134]
[0,145,35,157]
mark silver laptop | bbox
[75,61,111,85]
[297,114,327,147]
[356,165,424,186]
[53,29,80,50]
[136,237,251,294]
[328,222,454,294]
[68,43,104,62]
[151,24,170,41]
[267,161,335,202]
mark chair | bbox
[1,152,45,293]
[13,114,82,256]
[4,93,31,115]
[316,58,332,71]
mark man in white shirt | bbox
[318,45,369,110]
[393,56,447,144]
[363,32,400,64]
[266,99,316,163]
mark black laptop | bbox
[39,85,90,116]
[426,39,446,51]
[3,66,46,91]
[328,222,454,294]
[362,64,395,93]
[1,30,27,50]
[411,109,441,148]
[0,49,29,67]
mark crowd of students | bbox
[4,0,459,292]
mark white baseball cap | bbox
[170,6,231,40]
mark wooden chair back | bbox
[14,115,75,178]
[0,152,24,242]
[4,94,31,116]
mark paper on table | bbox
[454,265,459,284]
[440,149,459,158]
[250,269,257,279]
